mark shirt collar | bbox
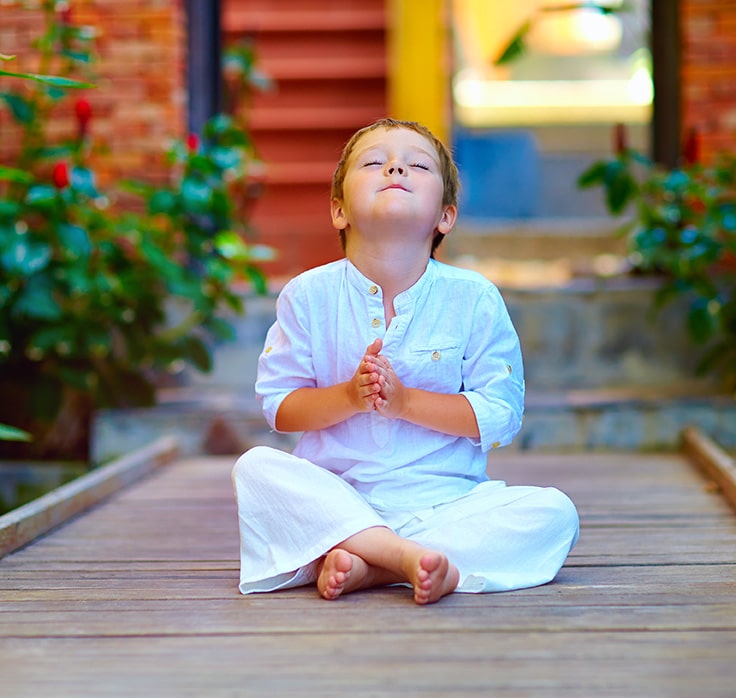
[345,257,436,307]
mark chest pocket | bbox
[404,344,464,393]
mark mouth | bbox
[381,184,409,192]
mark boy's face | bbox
[331,127,455,244]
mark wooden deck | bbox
[1,446,735,697]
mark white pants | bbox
[232,446,579,595]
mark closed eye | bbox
[363,160,383,167]
[411,163,430,170]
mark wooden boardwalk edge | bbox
[0,435,179,559]
[682,424,736,513]
[1,424,732,563]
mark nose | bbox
[386,162,405,176]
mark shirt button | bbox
[369,285,378,295]
[431,351,441,361]
[507,364,513,374]
[492,441,501,449]
[371,318,381,328]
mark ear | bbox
[437,204,457,235]
[330,198,348,231]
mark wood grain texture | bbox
[0,436,179,558]
[0,450,734,697]
[682,425,736,512]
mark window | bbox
[451,0,651,221]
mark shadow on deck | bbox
[1,430,735,697]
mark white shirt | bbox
[256,258,525,511]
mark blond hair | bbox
[331,118,459,256]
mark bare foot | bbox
[410,552,459,605]
[317,548,367,600]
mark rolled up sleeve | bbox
[460,286,525,452]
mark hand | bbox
[364,350,408,420]
[349,338,386,412]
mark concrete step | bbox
[93,265,732,463]
[517,387,736,452]
[180,273,717,395]
[90,385,736,464]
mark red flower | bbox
[186,133,200,152]
[52,162,71,189]
[613,123,627,155]
[58,3,73,24]
[74,98,92,137]
[682,128,700,166]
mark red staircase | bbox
[223,0,388,278]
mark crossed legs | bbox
[315,525,459,605]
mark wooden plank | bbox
[0,436,179,559]
[0,451,734,697]
[1,632,734,698]
[682,424,736,512]
[1,598,735,637]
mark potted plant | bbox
[578,127,736,393]
[0,3,272,460]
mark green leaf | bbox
[209,146,243,171]
[30,325,72,353]
[604,161,637,214]
[148,189,178,215]
[0,91,35,123]
[57,364,95,392]
[205,316,236,342]
[25,184,58,207]
[12,275,62,320]
[0,165,34,184]
[687,299,719,343]
[70,167,99,197]
[494,22,531,66]
[204,114,236,138]
[245,265,269,295]
[58,223,92,259]
[178,335,212,372]
[1,235,52,276]
[577,161,608,189]
[181,177,212,212]
[213,230,247,260]
[0,200,22,220]
[0,423,32,442]
[0,70,94,88]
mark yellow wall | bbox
[388,0,450,143]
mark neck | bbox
[346,235,431,299]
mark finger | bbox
[366,338,383,356]
[357,372,379,387]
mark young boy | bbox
[232,118,579,605]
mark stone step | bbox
[517,387,735,452]
[180,273,716,395]
[447,218,627,268]
[90,386,736,464]
[105,265,732,463]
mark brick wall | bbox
[0,0,186,188]
[3,2,735,234]
[681,0,736,161]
